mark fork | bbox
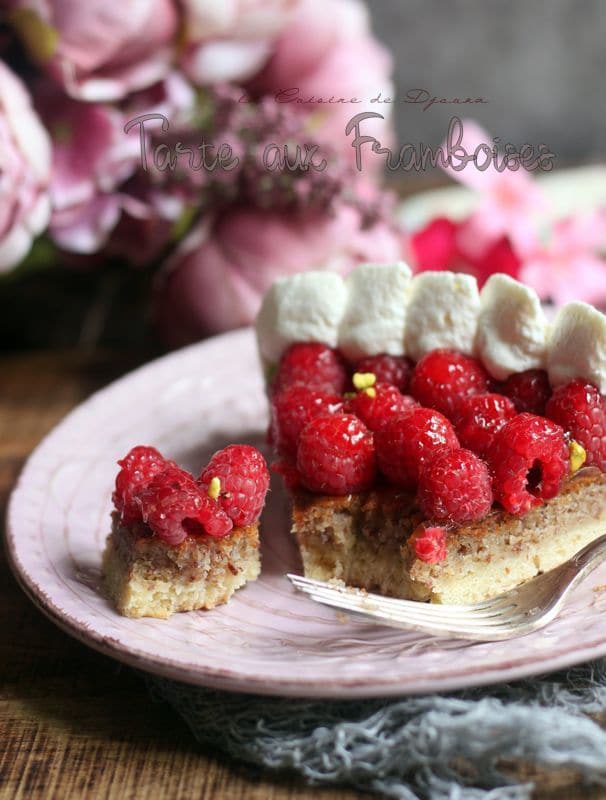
[287,533,606,641]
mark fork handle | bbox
[569,532,606,580]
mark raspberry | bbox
[454,393,517,457]
[296,414,376,495]
[375,407,459,490]
[486,413,568,516]
[410,349,490,419]
[417,448,493,523]
[199,444,269,526]
[136,464,233,545]
[546,379,606,471]
[272,342,348,395]
[353,354,413,392]
[271,386,343,459]
[411,526,447,564]
[346,382,417,432]
[502,369,551,415]
[113,445,169,524]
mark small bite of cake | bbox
[103,444,269,618]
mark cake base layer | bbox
[103,515,261,618]
[291,470,606,604]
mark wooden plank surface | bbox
[1,349,605,800]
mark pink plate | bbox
[7,328,606,698]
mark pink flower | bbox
[521,211,606,306]
[154,203,403,346]
[409,216,522,287]
[409,218,462,272]
[39,74,195,262]
[181,0,297,84]
[249,0,394,170]
[10,0,178,101]
[39,87,140,253]
[441,119,546,258]
[0,61,51,272]
[473,236,521,286]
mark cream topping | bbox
[547,301,606,392]
[338,261,411,360]
[405,271,479,361]
[475,274,548,380]
[255,264,606,392]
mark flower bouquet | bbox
[1,2,605,349]
[1,0,402,346]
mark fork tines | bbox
[287,574,526,640]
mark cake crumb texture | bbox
[292,471,606,604]
[103,516,260,618]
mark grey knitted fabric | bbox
[145,659,606,799]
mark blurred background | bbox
[370,0,606,166]
[0,0,604,354]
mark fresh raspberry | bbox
[296,414,376,495]
[136,464,233,545]
[375,407,459,490]
[411,526,447,564]
[486,413,568,516]
[199,444,269,526]
[502,369,552,415]
[353,354,413,392]
[113,445,170,524]
[417,448,493,523]
[546,379,606,471]
[272,342,348,395]
[346,382,418,432]
[454,393,517,457]
[271,386,343,459]
[410,349,490,419]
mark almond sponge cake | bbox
[103,444,269,618]
[292,471,606,605]
[103,514,260,619]
[256,264,606,605]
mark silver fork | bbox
[287,533,606,641]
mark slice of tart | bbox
[103,444,269,618]
[256,264,606,604]
[291,471,606,605]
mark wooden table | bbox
[1,349,605,799]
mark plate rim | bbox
[7,327,606,699]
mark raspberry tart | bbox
[103,444,269,618]
[257,263,606,604]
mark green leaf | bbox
[0,236,59,284]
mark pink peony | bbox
[39,74,196,262]
[9,0,178,101]
[0,61,51,272]
[154,203,403,346]
[249,0,394,170]
[181,0,297,84]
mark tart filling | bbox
[292,471,606,605]
[103,514,260,619]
